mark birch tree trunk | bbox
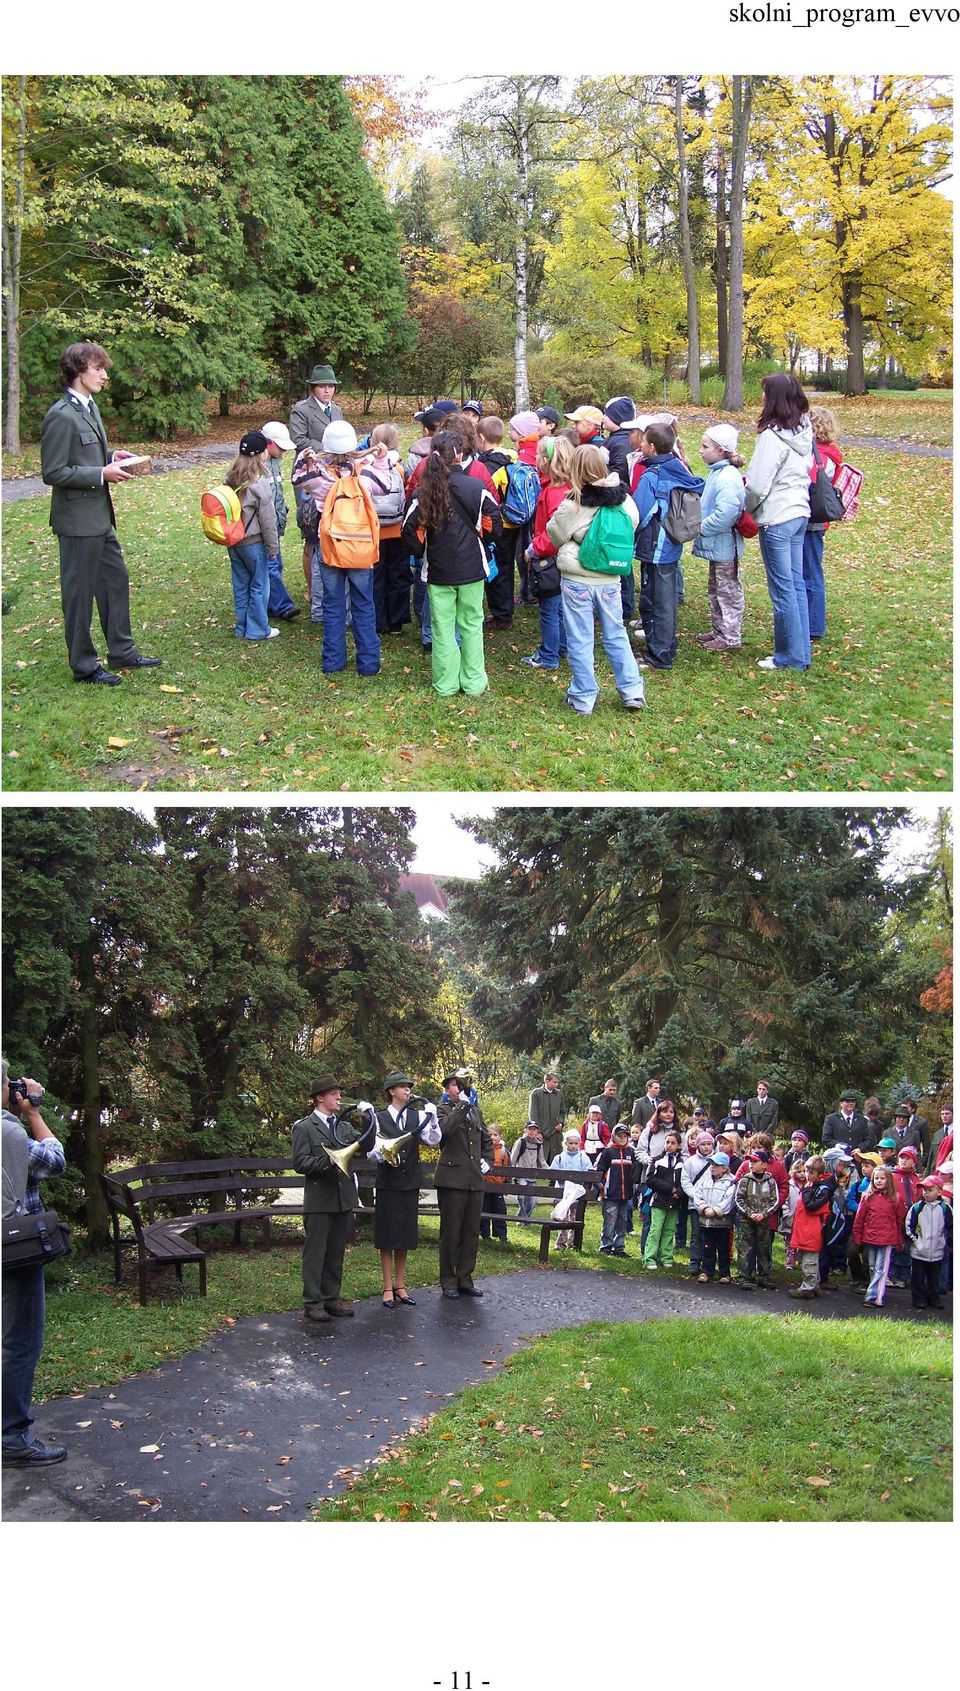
[2,75,27,456]
[723,76,753,412]
[514,81,531,411]
[674,78,700,403]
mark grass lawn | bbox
[319,1314,952,1522]
[2,424,951,793]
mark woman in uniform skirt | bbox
[373,1072,441,1307]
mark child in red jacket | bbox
[788,1154,832,1298]
[851,1167,907,1308]
[521,435,574,671]
[890,1147,922,1287]
[803,404,843,641]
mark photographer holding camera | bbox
[2,1056,68,1466]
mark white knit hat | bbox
[704,423,739,454]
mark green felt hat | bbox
[308,363,339,387]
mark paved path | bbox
[2,1268,946,1522]
[3,442,231,504]
[2,432,951,504]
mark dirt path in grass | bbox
[2,432,951,504]
[2,1267,946,1522]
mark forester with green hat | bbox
[289,362,345,590]
[291,1077,376,1323]
[373,1073,441,1309]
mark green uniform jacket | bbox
[40,393,116,537]
[291,1109,371,1213]
[289,395,345,452]
[435,1100,493,1194]
[528,1085,566,1137]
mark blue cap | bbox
[709,1151,731,1167]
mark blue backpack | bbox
[501,460,541,525]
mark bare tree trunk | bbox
[78,935,109,1247]
[715,144,729,382]
[674,78,700,404]
[843,276,867,395]
[723,76,753,412]
[2,76,27,456]
[514,83,531,411]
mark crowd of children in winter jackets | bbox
[221,366,847,707]
[483,1091,952,1315]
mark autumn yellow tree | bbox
[743,76,952,390]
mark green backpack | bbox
[578,503,635,576]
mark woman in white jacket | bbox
[744,374,814,672]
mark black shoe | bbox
[2,1436,67,1466]
[394,1292,416,1305]
[75,667,121,686]
[278,608,301,620]
[441,1288,460,1300]
[421,642,432,654]
[110,654,161,669]
[458,1285,483,1297]
[612,1249,628,1258]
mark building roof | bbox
[399,873,449,919]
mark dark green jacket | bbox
[289,395,344,452]
[291,1109,374,1213]
[435,1100,493,1193]
[40,393,116,537]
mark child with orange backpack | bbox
[292,421,381,676]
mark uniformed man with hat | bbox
[291,1075,376,1323]
[372,1073,441,1308]
[288,362,345,590]
[435,1070,493,1299]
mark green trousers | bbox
[437,1187,483,1289]
[644,1205,679,1266]
[428,579,488,696]
[302,1209,351,1309]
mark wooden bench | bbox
[100,1159,604,1303]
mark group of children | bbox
[216,387,845,709]
[480,1105,952,1313]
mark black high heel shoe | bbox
[394,1291,416,1306]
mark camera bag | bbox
[2,1208,71,1270]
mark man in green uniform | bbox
[436,1071,493,1300]
[40,340,161,685]
[291,1076,376,1323]
[289,363,345,592]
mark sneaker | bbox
[621,697,646,711]
[645,1261,658,1271]
[697,1273,710,1283]
[757,656,778,670]
[2,1436,68,1466]
[520,655,557,669]
[694,633,716,645]
[733,1278,756,1289]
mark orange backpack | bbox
[319,471,380,570]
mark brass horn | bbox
[375,1124,419,1167]
[324,1101,375,1176]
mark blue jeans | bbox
[802,528,826,638]
[228,540,271,640]
[560,578,645,713]
[267,551,297,618]
[532,593,567,666]
[758,516,811,668]
[639,561,678,667]
[601,1199,630,1252]
[2,1263,45,1447]
[318,563,381,675]
[516,1186,535,1220]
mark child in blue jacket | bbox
[691,424,746,652]
[634,421,704,671]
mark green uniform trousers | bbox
[437,1187,483,1290]
[302,1210,352,1309]
[428,579,488,697]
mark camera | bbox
[9,1078,44,1108]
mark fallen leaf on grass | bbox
[806,1476,831,1488]
[108,737,132,749]
[158,685,183,694]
